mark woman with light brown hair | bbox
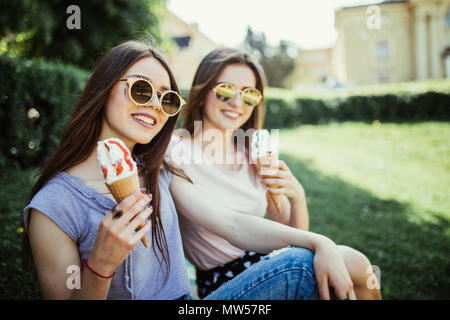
[169,47,381,299]
[23,40,357,300]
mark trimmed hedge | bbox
[0,55,89,169]
[263,84,450,129]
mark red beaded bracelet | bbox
[81,259,115,279]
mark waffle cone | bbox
[106,174,148,248]
[268,192,282,214]
[256,154,282,214]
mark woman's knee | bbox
[338,245,372,285]
[264,247,317,299]
[266,246,315,274]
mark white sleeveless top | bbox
[166,135,268,270]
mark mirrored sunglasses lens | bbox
[215,84,235,102]
[242,89,262,107]
[161,91,181,115]
[131,80,153,104]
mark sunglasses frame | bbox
[212,82,262,107]
[120,77,185,117]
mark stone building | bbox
[160,10,220,89]
[333,0,450,85]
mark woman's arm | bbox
[266,193,309,231]
[171,175,318,253]
[28,191,152,299]
[170,175,354,299]
[28,209,112,299]
[289,195,309,230]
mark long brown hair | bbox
[181,48,267,142]
[23,40,180,288]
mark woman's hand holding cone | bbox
[88,191,152,276]
[259,160,306,204]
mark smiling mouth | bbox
[131,113,157,128]
[221,110,240,119]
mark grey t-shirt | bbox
[23,168,190,300]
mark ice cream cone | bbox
[97,138,148,248]
[251,129,282,214]
[106,174,148,248]
[256,152,282,214]
[106,173,140,202]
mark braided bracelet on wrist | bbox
[81,259,115,279]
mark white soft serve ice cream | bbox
[251,129,273,160]
[251,129,279,172]
[97,138,137,184]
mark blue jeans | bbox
[182,246,319,300]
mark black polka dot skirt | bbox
[195,251,265,299]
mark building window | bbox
[376,71,390,83]
[445,8,450,27]
[445,52,450,79]
[172,36,191,49]
[376,41,389,60]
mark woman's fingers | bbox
[319,272,354,300]
[115,193,152,228]
[259,169,288,179]
[126,205,153,233]
[261,177,288,194]
[267,187,287,194]
[258,160,292,176]
[317,272,331,300]
[119,190,148,212]
[329,272,354,300]
[131,220,151,244]
[332,283,352,300]
[314,238,355,301]
[105,190,143,222]
[262,178,282,186]
[278,160,291,172]
[348,289,357,300]
[259,169,279,177]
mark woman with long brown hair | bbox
[23,40,356,300]
[169,48,381,299]
[23,40,186,299]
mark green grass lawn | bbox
[1,122,449,299]
[278,121,450,299]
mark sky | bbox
[167,0,383,49]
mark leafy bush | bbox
[0,55,89,169]
[264,98,292,129]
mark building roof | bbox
[336,0,408,12]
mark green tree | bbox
[244,26,295,88]
[0,0,166,69]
